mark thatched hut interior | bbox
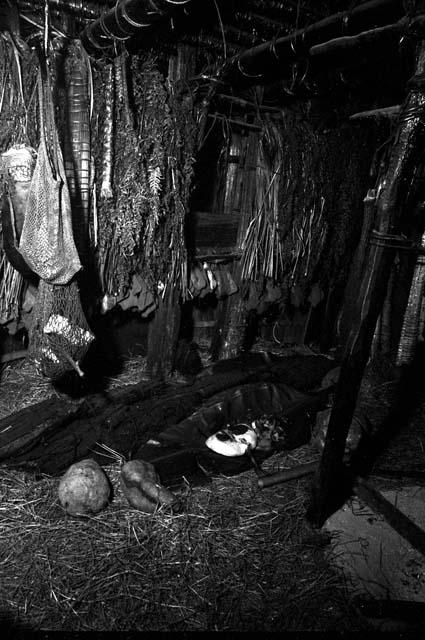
[1,0,425,633]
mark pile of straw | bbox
[0,354,151,420]
[0,353,371,632]
[0,359,59,420]
[0,442,366,632]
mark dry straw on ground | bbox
[0,353,366,632]
[0,451,365,632]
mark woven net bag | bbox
[28,279,94,380]
[18,67,81,285]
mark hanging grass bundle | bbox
[0,252,26,326]
[241,118,285,283]
[278,113,326,290]
[0,35,38,329]
[94,52,198,303]
[240,110,327,304]
[0,33,38,150]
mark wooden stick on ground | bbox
[354,477,425,558]
[258,461,317,489]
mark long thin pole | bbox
[308,39,425,527]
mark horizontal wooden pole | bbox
[309,14,425,66]
[0,349,27,365]
[350,105,401,120]
[216,93,282,113]
[219,0,404,86]
[80,0,194,58]
[309,19,405,59]
[354,477,425,558]
[355,598,425,622]
[207,113,262,131]
[258,461,317,488]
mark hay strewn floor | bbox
[0,452,365,632]
[0,350,367,632]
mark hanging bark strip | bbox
[307,40,425,528]
[396,229,425,364]
[100,63,114,201]
[64,41,92,265]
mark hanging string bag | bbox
[29,278,94,380]
[25,56,94,380]
[18,62,82,283]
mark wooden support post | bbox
[146,45,195,380]
[307,40,425,527]
[146,287,181,380]
[209,129,259,360]
[215,270,247,360]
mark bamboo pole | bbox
[258,462,317,489]
[349,105,401,121]
[396,232,425,364]
[309,19,405,60]
[308,39,425,527]
[80,0,193,58]
[219,0,404,87]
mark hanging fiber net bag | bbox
[28,279,94,380]
[23,58,94,380]
[18,65,81,285]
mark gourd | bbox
[58,458,111,516]
[120,459,178,514]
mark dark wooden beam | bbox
[309,19,405,62]
[215,93,282,113]
[307,40,425,527]
[354,477,425,558]
[80,0,194,58]
[349,105,401,120]
[17,0,103,20]
[247,0,324,21]
[218,0,404,87]
[310,15,425,67]
[207,113,262,131]
[233,11,290,37]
